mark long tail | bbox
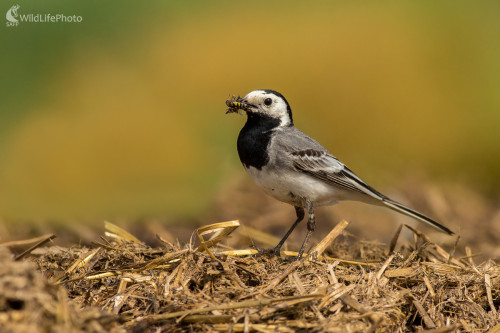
[382,198,454,235]
[336,166,454,235]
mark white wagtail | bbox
[226,89,453,258]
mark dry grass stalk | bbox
[194,220,239,248]
[410,295,436,329]
[104,221,143,244]
[13,234,56,261]
[389,224,403,254]
[404,224,464,267]
[310,220,349,258]
[0,219,497,332]
[145,294,323,322]
[0,234,56,248]
[485,274,497,316]
[420,325,458,333]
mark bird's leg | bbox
[296,201,316,260]
[272,206,305,253]
[252,206,305,257]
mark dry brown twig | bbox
[0,218,496,332]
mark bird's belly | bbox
[245,166,339,207]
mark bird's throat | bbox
[236,114,280,170]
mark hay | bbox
[1,220,499,332]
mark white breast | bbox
[244,165,342,207]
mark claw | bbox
[251,244,281,257]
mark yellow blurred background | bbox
[1,1,499,222]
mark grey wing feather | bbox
[273,127,385,200]
[272,127,454,235]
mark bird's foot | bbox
[251,244,281,257]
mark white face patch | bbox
[242,90,292,126]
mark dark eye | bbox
[264,98,272,106]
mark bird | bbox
[226,89,453,259]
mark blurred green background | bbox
[1,1,499,222]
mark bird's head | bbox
[226,89,293,126]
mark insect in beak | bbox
[225,95,247,115]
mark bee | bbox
[225,95,245,115]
